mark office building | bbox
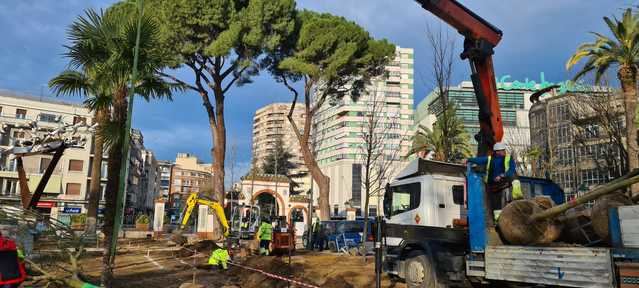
[312,46,415,216]
[529,89,623,199]
[416,80,534,156]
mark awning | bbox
[27,175,62,194]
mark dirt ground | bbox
[27,239,407,288]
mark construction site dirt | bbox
[30,239,406,288]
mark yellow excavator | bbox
[172,193,229,244]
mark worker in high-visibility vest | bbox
[468,142,521,221]
[208,242,229,270]
[256,217,273,256]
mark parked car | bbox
[327,219,376,252]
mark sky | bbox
[0,0,636,183]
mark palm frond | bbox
[48,70,93,97]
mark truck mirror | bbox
[383,183,392,218]
[452,185,464,205]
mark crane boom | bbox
[415,0,504,155]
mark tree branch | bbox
[222,65,249,94]
[158,72,198,91]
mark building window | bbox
[333,205,339,216]
[2,179,18,196]
[39,157,52,173]
[66,183,81,195]
[15,109,26,119]
[39,113,58,123]
[73,116,86,125]
[101,161,108,179]
[12,131,25,139]
[0,106,3,116]
[352,164,362,206]
[69,160,84,172]
[369,205,377,217]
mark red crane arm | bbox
[415,0,504,155]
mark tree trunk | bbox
[619,66,639,197]
[101,88,127,288]
[212,85,226,205]
[86,108,106,235]
[287,122,330,219]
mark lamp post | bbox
[110,0,144,260]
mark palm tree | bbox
[567,8,639,191]
[50,8,178,287]
[410,102,472,163]
[49,71,108,236]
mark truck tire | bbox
[405,252,439,288]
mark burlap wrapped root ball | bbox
[498,198,562,245]
[591,192,632,243]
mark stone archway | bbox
[252,189,285,216]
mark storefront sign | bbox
[496,72,589,94]
[62,207,82,214]
[36,202,55,208]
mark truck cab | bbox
[382,160,469,287]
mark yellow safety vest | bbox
[483,155,511,183]
[484,155,523,199]
[512,179,523,200]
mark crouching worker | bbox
[208,242,229,271]
[257,217,272,256]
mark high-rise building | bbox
[529,89,623,200]
[252,103,309,193]
[168,153,212,212]
[312,46,415,216]
[416,80,535,157]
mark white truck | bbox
[382,159,639,288]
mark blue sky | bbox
[0,0,635,182]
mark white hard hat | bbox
[493,142,507,151]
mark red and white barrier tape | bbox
[227,260,319,288]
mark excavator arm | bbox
[415,0,504,155]
[179,193,230,237]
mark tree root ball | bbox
[591,192,632,242]
[498,200,561,245]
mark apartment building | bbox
[0,91,160,226]
[168,153,212,212]
[0,91,94,225]
[252,103,309,193]
[157,160,173,200]
[312,46,415,216]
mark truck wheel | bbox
[405,253,438,288]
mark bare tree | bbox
[503,127,535,176]
[358,87,406,257]
[567,83,627,183]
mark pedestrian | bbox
[468,142,520,221]
[256,216,273,256]
[208,242,229,271]
[0,231,26,288]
